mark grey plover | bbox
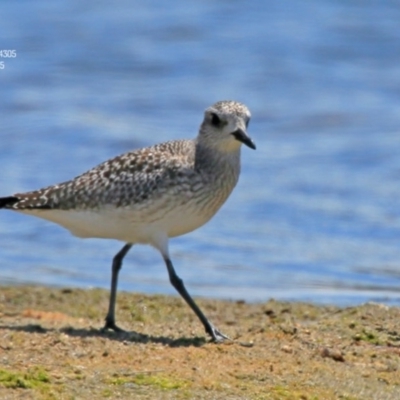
[0,100,255,341]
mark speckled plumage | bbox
[0,100,255,341]
[11,140,198,210]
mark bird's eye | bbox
[210,112,221,127]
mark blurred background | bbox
[1,0,400,305]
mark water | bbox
[1,0,400,306]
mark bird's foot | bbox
[207,324,231,342]
[101,318,125,333]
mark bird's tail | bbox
[0,196,19,209]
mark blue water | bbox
[1,1,400,305]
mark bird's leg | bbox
[102,243,133,332]
[163,257,230,342]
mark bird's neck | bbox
[194,141,241,182]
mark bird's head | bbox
[198,100,256,153]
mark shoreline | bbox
[0,285,399,399]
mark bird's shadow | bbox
[0,323,208,347]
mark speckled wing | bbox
[0,140,196,212]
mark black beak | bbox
[232,129,256,150]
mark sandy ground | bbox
[0,285,399,399]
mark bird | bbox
[0,100,256,342]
